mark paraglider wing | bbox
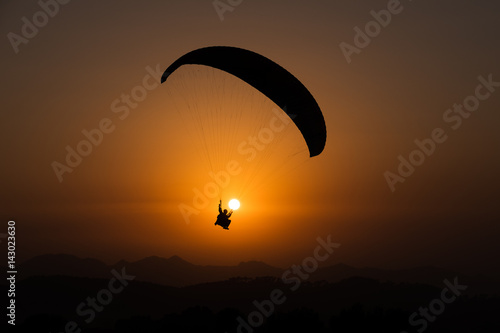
[161,46,326,157]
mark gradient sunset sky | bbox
[2,0,499,274]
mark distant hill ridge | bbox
[15,253,499,294]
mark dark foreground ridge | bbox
[2,254,499,332]
[5,275,499,332]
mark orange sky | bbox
[1,1,499,274]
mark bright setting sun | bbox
[228,199,240,210]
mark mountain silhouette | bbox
[20,253,110,278]
[18,254,282,287]
[9,274,500,332]
[17,254,500,295]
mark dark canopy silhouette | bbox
[161,46,326,157]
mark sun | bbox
[228,199,240,210]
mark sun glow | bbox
[228,199,240,210]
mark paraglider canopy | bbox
[161,46,326,157]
